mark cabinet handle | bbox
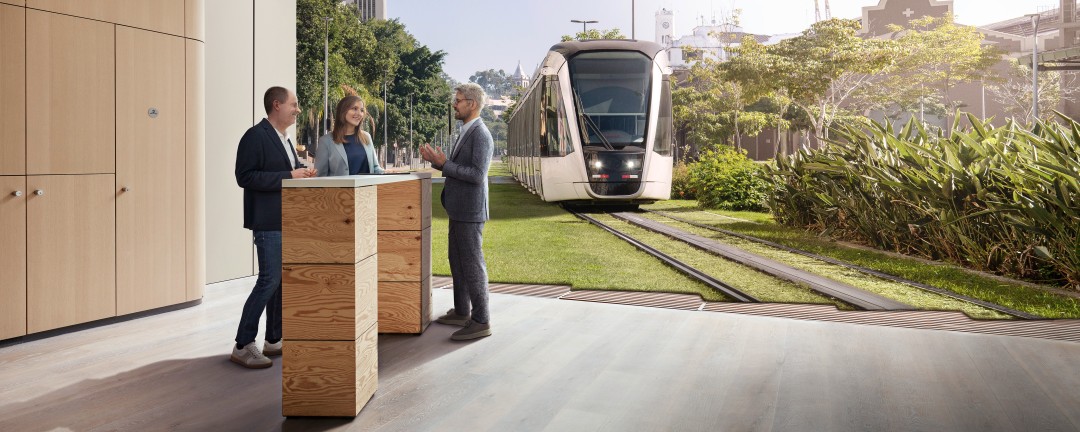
[12,190,22,197]
[34,190,44,196]
[121,187,131,192]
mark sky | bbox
[389,0,1052,83]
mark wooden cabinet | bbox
[26,0,183,36]
[186,40,206,302]
[282,182,380,417]
[25,10,114,175]
[0,5,25,175]
[377,178,433,333]
[115,27,187,315]
[26,175,116,334]
[0,177,27,339]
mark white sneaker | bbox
[230,342,272,369]
[263,340,282,357]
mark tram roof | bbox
[549,39,666,60]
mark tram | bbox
[506,39,673,205]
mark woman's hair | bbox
[331,95,377,144]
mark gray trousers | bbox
[448,220,489,323]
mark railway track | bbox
[568,209,759,303]
[641,209,1040,320]
[569,207,1036,317]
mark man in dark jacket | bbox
[420,83,494,341]
[230,86,316,368]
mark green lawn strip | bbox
[644,200,772,223]
[487,161,512,177]
[430,183,721,299]
[640,213,1007,319]
[642,201,1080,319]
[590,214,839,305]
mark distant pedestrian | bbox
[231,86,316,368]
[420,83,494,340]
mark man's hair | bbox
[455,82,486,109]
[263,86,289,114]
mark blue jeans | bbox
[235,230,282,347]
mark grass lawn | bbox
[643,199,1080,319]
[431,183,727,299]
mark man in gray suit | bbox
[420,83,494,341]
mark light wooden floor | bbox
[1,277,1079,432]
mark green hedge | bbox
[766,114,1080,289]
[687,146,770,211]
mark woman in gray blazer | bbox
[315,95,384,176]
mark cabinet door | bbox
[115,27,186,314]
[186,40,206,302]
[26,175,116,333]
[0,5,25,175]
[25,10,115,175]
[0,176,26,339]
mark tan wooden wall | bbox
[0,0,207,339]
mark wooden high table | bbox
[279,173,432,417]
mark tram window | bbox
[654,77,673,156]
[542,77,561,157]
[568,52,652,149]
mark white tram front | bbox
[506,39,673,205]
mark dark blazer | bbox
[441,119,494,222]
[235,118,301,231]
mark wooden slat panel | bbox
[0,176,26,339]
[420,178,431,229]
[0,1,26,7]
[282,323,378,417]
[26,175,115,333]
[378,281,422,334]
[377,227,429,281]
[0,5,25,175]
[185,0,204,41]
[115,26,187,315]
[186,40,205,301]
[282,186,375,264]
[282,256,377,341]
[27,0,184,36]
[25,10,114,175]
[377,179,422,230]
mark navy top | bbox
[343,134,369,175]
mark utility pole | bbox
[570,19,598,34]
[632,0,635,39]
[323,16,331,136]
[1026,13,1041,121]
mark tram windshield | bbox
[568,51,652,149]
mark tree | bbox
[469,69,513,99]
[882,14,1001,133]
[560,28,626,42]
[987,63,1080,125]
[755,19,897,142]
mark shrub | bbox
[766,114,1080,289]
[671,162,695,200]
[688,146,769,211]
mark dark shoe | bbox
[436,308,471,327]
[451,320,491,341]
[263,340,282,357]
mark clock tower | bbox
[656,8,674,48]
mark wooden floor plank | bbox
[1,277,1079,431]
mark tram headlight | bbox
[593,160,603,169]
[626,160,636,169]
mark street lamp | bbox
[323,16,331,137]
[570,19,598,34]
[1026,13,1041,121]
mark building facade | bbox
[342,0,386,21]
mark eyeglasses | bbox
[453,98,471,105]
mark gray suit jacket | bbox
[314,131,384,177]
[441,119,493,222]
